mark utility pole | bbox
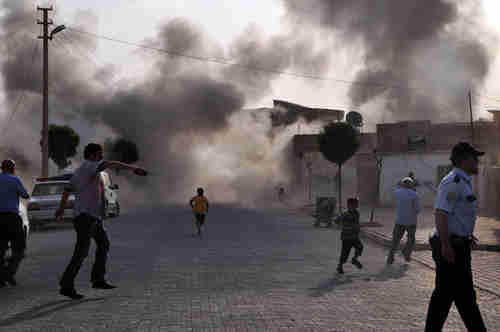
[369,149,383,224]
[37,6,53,177]
[468,90,474,145]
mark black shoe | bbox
[60,288,84,300]
[351,258,363,269]
[336,265,344,274]
[92,281,117,290]
[4,275,17,286]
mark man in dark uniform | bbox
[424,142,487,331]
[0,159,30,287]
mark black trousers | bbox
[0,213,25,279]
[60,214,110,290]
[388,224,416,259]
[195,213,206,226]
[339,238,363,264]
[424,236,487,332]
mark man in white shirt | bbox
[387,177,421,264]
[56,143,147,299]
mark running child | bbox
[189,188,209,236]
[334,197,364,274]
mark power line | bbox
[68,26,477,116]
[66,26,405,90]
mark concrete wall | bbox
[479,167,500,216]
[297,151,358,207]
[379,153,495,210]
[379,152,450,207]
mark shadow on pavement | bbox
[309,264,410,297]
[370,264,409,282]
[309,275,355,297]
[0,297,106,327]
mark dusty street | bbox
[1,205,499,331]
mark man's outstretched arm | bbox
[98,161,148,176]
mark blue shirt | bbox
[434,168,476,237]
[393,186,420,225]
[0,173,29,214]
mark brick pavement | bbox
[358,207,500,251]
[0,205,499,331]
[355,206,500,297]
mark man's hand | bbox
[441,242,455,263]
[55,207,64,222]
[134,168,148,176]
[471,234,479,249]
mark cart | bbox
[314,196,336,227]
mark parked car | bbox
[100,171,120,217]
[20,201,30,241]
[27,172,120,226]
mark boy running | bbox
[334,197,364,274]
[189,188,209,236]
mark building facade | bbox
[293,112,500,215]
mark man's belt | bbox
[430,234,472,246]
[449,234,472,246]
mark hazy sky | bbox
[3,0,500,203]
[25,0,500,127]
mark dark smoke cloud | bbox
[283,0,493,122]
[223,24,330,101]
[1,1,316,206]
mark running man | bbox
[189,188,209,237]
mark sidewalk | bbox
[359,206,500,297]
[296,203,500,297]
[358,206,500,251]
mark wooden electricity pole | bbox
[37,6,53,177]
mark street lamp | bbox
[369,148,383,224]
[50,25,66,39]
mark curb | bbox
[299,208,500,297]
[360,228,500,252]
[360,229,500,298]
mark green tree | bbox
[318,122,360,213]
[46,124,80,171]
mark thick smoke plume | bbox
[283,0,494,122]
[0,0,329,206]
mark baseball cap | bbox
[401,177,414,185]
[451,142,484,162]
[1,159,15,169]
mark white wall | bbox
[379,152,450,207]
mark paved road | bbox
[1,205,499,331]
